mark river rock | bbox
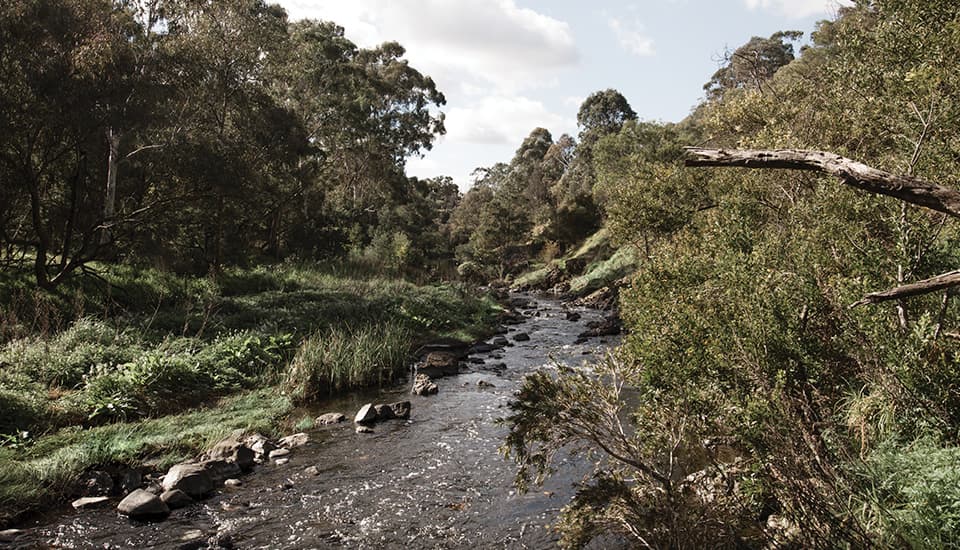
[315,412,346,426]
[491,336,509,347]
[304,465,321,476]
[274,458,290,465]
[207,435,255,471]
[477,380,496,388]
[468,343,497,354]
[268,448,290,459]
[117,467,143,494]
[419,351,460,378]
[243,433,277,462]
[468,357,485,365]
[412,374,438,396]
[161,463,213,499]
[512,332,531,342]
[72,496,110,510]
[373,404,395,420]
[355,403,378,423]
[578,316,621,339]
[117,489,169,519]
[224,478,242,488]
[279,432,310,448]
[160,489,193,509]
[565,311,582,322]
[79,470,113,497]
[389,401,411,419]
[201,459,242,483]
[355,426,374,434]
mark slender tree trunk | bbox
[101,127,120,246]
[25,172,51,289]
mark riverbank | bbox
[18,294,620,548]
[0,263,502,527]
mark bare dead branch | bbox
[850,270,960,308]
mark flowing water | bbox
[20,295,620,549]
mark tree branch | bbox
[850,270,960,308]
[684,147,960,218]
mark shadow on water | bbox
[22,294,621,549]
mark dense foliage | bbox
[501,1,960,547]
[0,0,452,287]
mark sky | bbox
[275,0,853,189]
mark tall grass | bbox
[284,322,411,403]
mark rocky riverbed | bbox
[11,294,620,549]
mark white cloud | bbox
[277,0,579,92]
[446,96,575,146]
[743,0,853,19]
[608,17,655,57]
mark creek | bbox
[23,294,619,549]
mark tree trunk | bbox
[101,128,120,245]
[684,147,960,218]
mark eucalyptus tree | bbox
[0,0,153,287]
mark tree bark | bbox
[850,270,960,308]
[101,127,120,245]
[684,147,960,218]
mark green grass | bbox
[0,389,292,525]
[569,227,615,262]
[0,261,501,525]
[284,322,412,402]
[511,229,638,297]
[568,245,639,295]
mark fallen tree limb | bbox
[849,271,960,308]
[684,147,960,218]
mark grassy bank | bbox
[512,229,639,296]
[0,262,500,525]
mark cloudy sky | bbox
[276,0,852,189]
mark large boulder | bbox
[412,374,438,396]
[161,463,213,499]
[117,489,169,519]
[206,435,255,471]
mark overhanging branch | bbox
[684,147,960,218]
[850,271,960,308]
